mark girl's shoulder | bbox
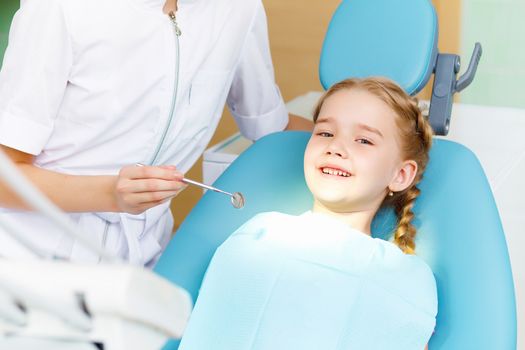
[375,239,435,281]
[371,239,438,315]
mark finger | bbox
[159,165,178,170]
[130,189,184,205]
[126,165,183,181]
[141,191,182,208]
[129,178,187,193]
[132,186,186,213]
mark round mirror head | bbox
[231,192,245,209]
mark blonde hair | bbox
[312,77,434,254]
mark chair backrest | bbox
[155,132,516,349]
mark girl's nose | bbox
[326,149,343,157]
[325,139,347,158]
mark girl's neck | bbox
[311,201,378,236]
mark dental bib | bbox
[179,211,437,350]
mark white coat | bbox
[0,0,288,266]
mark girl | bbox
[178,77,437,349]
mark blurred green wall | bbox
[461,0,525,109]
[0,0,19,66]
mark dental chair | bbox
[156,0,516,348]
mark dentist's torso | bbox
[0,0,264,265]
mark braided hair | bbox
[312,77,434,254]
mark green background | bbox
[460,0,525,108]
[0,0,19,66]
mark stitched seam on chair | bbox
[493,147,525,192]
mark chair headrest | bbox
[319,0,438,94]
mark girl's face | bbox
[304,88,417,214]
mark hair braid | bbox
[390,97,434,254]
[392,186,420,255]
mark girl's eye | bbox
[356,138,373,145]
[317,132,333,137]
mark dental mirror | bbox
[231,192,245,209]
[134,164,245,209]
[181,177,245,210]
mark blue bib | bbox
[180,212,437,350]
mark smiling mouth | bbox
[320,167,351,177]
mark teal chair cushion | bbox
[319,0,437,94]
[155,131,516,349]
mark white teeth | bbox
[321,167,350,177]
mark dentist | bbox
[0,0,311,266]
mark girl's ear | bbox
[389,160,418,193]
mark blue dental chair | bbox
[155,0,517,349]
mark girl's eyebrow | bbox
[315,117,334,124]
[316,118,383,138]
[357,123,383,138]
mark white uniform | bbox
[0,0,288,266]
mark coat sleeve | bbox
[0,0,73,155]
[226,1,288,141]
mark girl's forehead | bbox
[319,89,397,129]
[324,89,388,110]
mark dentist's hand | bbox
[114,164,186,215]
